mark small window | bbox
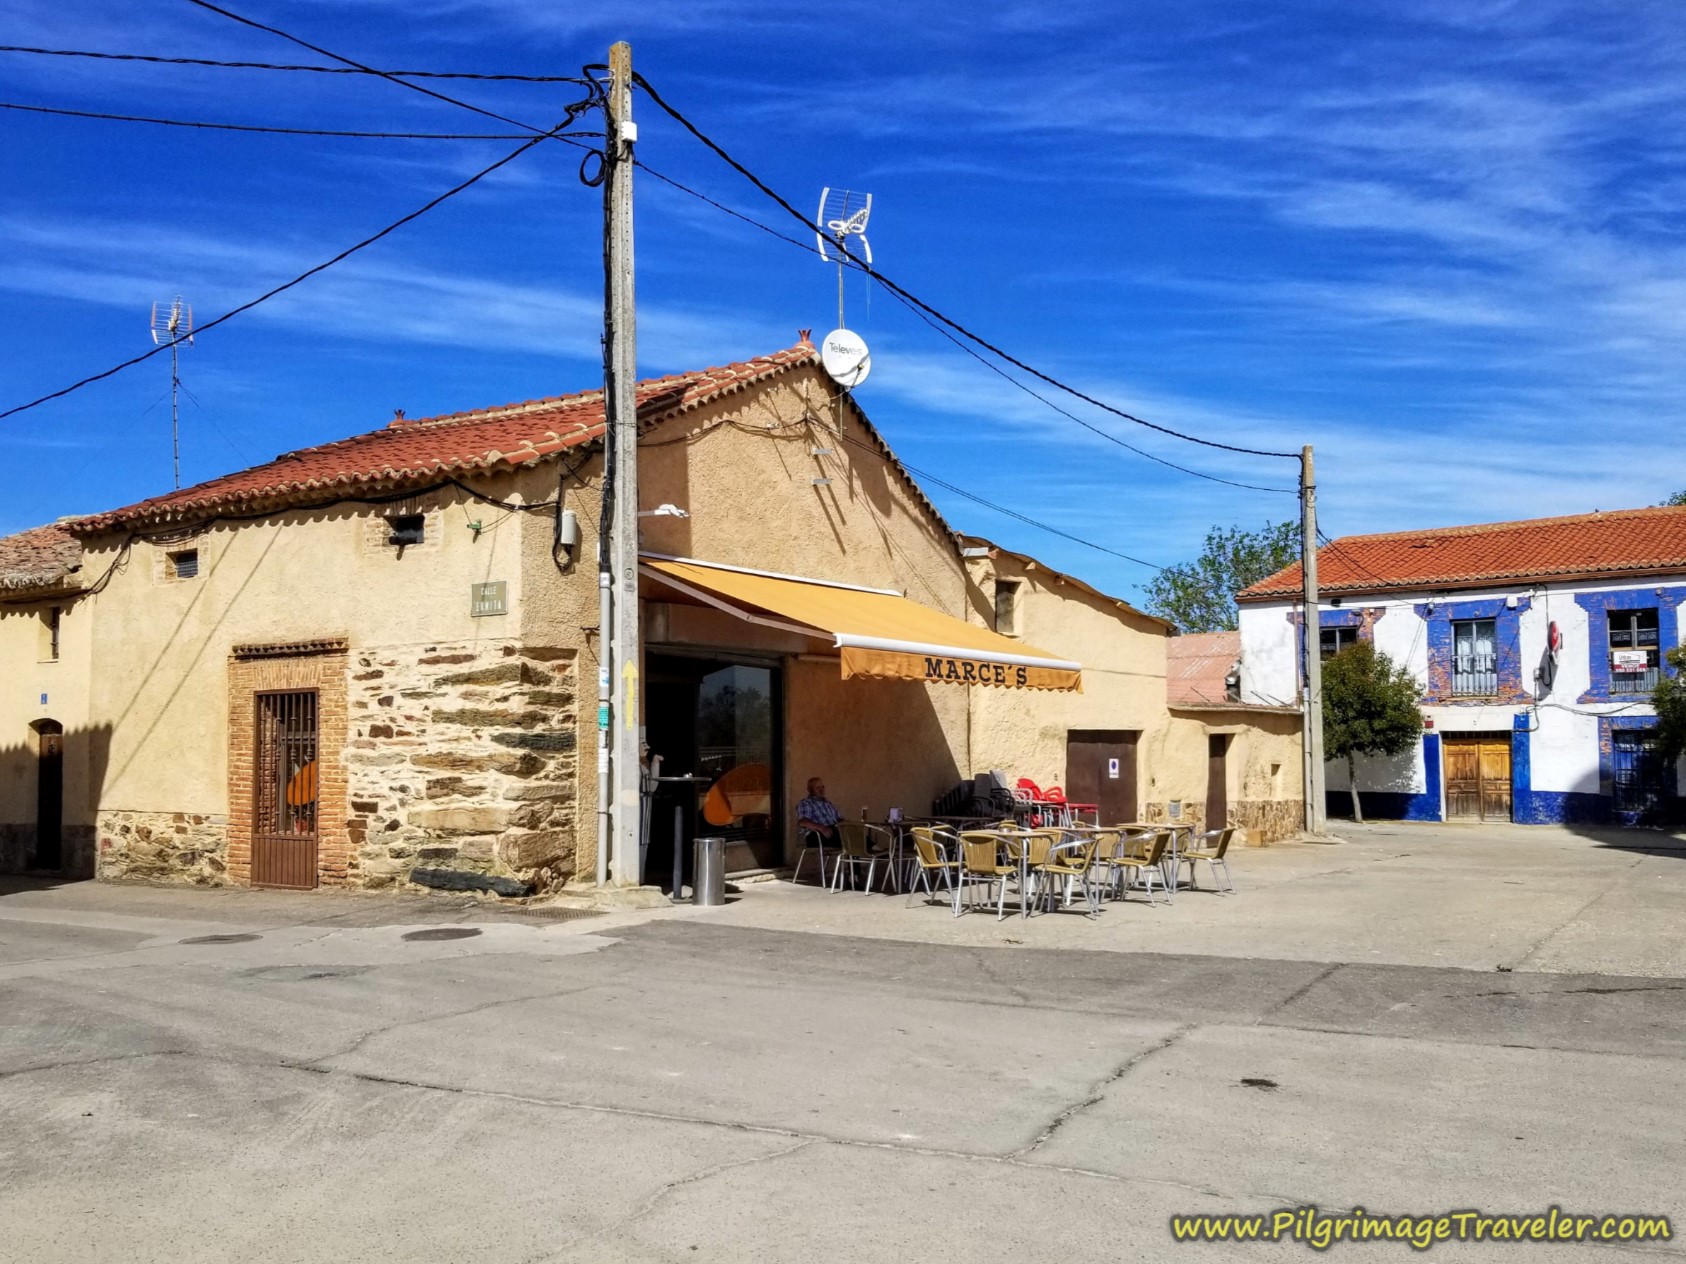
[168,549,199,580]
[1608,609,1660,693]
[1451,618,1497,695]
[41,605,61,661]
[387,514,426,547]
[1319,626,1357,659]
[993,580,1020,635]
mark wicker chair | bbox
[905,827,959,908]
[1109,830,1173,905]
[1179,826,1238,894]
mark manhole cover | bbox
[179,933,262,945]
[401,927,483,942]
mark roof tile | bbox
[0,523,83,592]
[73,342,818,533]
[1241,506,1686,599]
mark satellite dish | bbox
[820,328,871,388]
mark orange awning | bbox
[641,555,1081,691]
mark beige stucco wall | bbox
[0,589,94,871]
[963,553,1181,811]
[79,488,527,818]
[520,366,979,877]
[961,552,1303,842]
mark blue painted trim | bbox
[1290,607,1389,684]
[1516,790,1611,825]
[1511,713,1541,823]
[1326,733,1442,821]
[1573,586,1686,704]
[1413,596,1531,705]
[1415,733,1442,821]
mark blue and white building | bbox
[1237,507,1685,826]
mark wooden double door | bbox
[1444,734,1512,822]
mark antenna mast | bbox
[149,297,193,489]
[816,188,872,329]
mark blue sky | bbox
[3,0,1684,603]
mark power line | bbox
[634,159,1296,495]
[0,100,587,140]
[694,416,1165,572]
[0,122,570,423]
[182,0,569,136]
[631,72,1302,462]
[0,43,592,82]
[1316,526,1396,589]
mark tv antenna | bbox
[816,188,872,330]
[149,296,193,489]
[815,190,874,391]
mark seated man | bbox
[795,776,842,843]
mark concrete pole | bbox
[605,41,643,885]
[1301,445,1328,835]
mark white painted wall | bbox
[1237,601,1297,707]
[1238,574,1686,812]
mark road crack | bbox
[1010,1022,1196,1158]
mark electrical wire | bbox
[0,120,576,423]
[631,72,1302,462]
[182,0,573,136]
[1316,526,1399,590]
[0,44,592,82]
[666,414,1166,572]
[635,159,1295,495]
[0,100,588,140]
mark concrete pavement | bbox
[2,822,1683,1261]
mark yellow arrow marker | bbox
[621,660,639,731]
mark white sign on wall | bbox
[1107,758,1120,779]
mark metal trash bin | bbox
[692,836,727,906]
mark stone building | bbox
[0,338,1303,892]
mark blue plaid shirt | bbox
[796,795,842,831]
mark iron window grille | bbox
[1451,618,1498,696]
[1608,609,1660,694]
[168,549,199,579]
[254,690,319,839]
[1612,728,1666,814]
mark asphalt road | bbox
[3,847,1684,1262]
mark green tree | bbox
[1145,520,1299,632]
[1322,642,1424,824]
[1660,490,1686,506]
[1654,646,1686,765]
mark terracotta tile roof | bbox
[0,523,83,593]
[1240,505,1686,600]
[1166,630,1240,704]
[73,342,819,533]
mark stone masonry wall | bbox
[98,810,228,884]
[1231,798,1301,845]
[345,642,579,893]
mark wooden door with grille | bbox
[1443,734,1511,822]
[252,690,319,889]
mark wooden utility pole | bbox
[1300,444,1327,835]
[602,41,642,885]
